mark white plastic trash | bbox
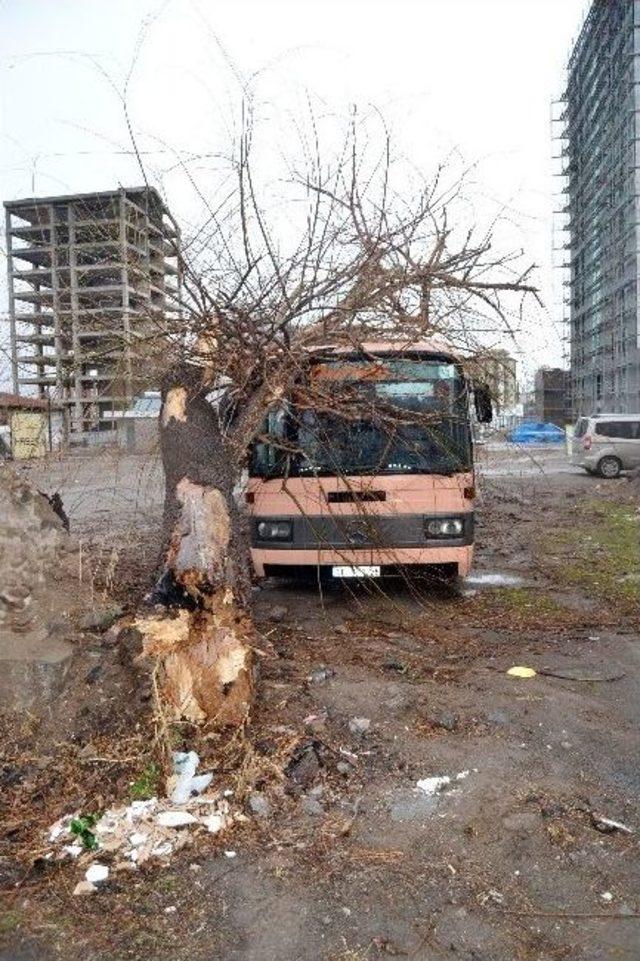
[170,751,213,803]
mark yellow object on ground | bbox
[506,665,537,678]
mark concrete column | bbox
[4,208,19,393]
[68,205,83,433]
[119,191,133,411]
[49,204,65,409]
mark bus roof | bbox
[308,338,459,361]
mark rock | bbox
[308,666,335,684]
[432,712,459,732]
[303,711,328,733]
[287,743,321,787]
[84,665,102,685]
[336,761,352,776]
[80,605,123,632]
[301,796,323,816]
[73,880,97,896]
[268,605,288,623]
[349,716,371,735]
[382,658,407,673]
[248,792,271,818]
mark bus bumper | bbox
[251,544,473,578]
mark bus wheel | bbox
[597,456,622,479]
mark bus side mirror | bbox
[474,383,493,424]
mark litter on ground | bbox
[46,751,244,892]
[506,666,537,678]
[592,814,634,835]
[168,751,214,804]
[416,770,474,796]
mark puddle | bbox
[464,572,525,588]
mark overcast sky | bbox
[0,0,588,389]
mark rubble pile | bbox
[46,752,246,894]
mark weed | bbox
[130,761,161,800]
[69,814,98,851]
[543,499,640,608]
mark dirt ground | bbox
[1,445,639,961]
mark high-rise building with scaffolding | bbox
[558,0,640,415]
[4,187,181,438]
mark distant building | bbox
[533,368,571,426]
[476,348,518,415]
[561,0,640,414]
[4,187,181,440]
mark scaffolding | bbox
[4,186,181,438]
[559,0,640,415]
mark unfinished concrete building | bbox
[4,187,181,438]
[559,0,640,415]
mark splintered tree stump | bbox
[137,593,254,726]
[139,367,257,728]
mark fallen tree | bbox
[132,120,538,730]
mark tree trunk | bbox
[136,364,255,727]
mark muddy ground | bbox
[1,446,639,961]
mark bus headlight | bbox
[425,517,464,538]
[256,520,293,541]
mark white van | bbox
[571,413,640,478]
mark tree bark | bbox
[136,363,255,727]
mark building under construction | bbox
[4,187,181,438]
[558,0,640,415]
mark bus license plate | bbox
[332,565,381,578]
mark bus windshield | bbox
[251,356,472,478]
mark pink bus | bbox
[247,340,492,583]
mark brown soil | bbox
[1,454,639,961]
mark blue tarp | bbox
[506,422,565,444]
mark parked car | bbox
[571,413,640,478]
[506,422,566,445]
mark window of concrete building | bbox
[595,373,603,400]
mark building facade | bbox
[533,367,571,426]
[562,0,640,415]
[476,348,518,413]
[4,187,180,437]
